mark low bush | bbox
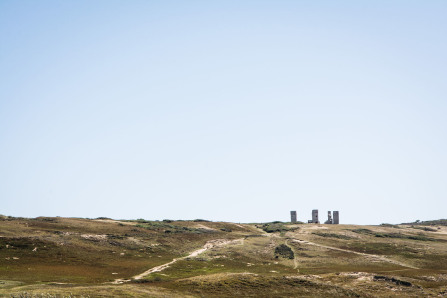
[412,226,437,232]
[402,219,447,226]
[275,244,294,259]
[260,223,299,233]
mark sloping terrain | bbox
[1,216,447,297]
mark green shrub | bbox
[259,222,300,233]
[275,244,294,259]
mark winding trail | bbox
[285,239,299,269]
[113,238,243,284]
[291,239,419,269]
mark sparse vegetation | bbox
[350,228,374,234]
[134,221,214,234]
[402,219,447,226]
[350,228,441,241]
[1,216,447,297]
[411,226,438,232]
[380,223,400,228]
[312,232,353,240]
[258,222,299,233]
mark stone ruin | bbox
[290,211,297,223]
[290,209,339,224]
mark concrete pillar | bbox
[333,211,339,224]
[290,211,297,223]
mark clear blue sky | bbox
[1,1,446,224]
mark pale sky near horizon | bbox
[1,1,446,224]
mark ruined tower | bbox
[290,211,297,223]
[333,211,339,224]
[325,211,332,224]
[312,209,319,224]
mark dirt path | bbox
[113,238,243,284]
[291,239,419,269]
[285,239,299,270]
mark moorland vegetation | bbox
[1,216,447,296]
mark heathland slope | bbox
[1,216,447,297]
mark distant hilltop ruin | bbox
[290,209,339,224]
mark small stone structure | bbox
[290,211,297,223]
[324,211,332,224]
[297,209,340,224]
[333,211,339,224]
[309,209,319,224]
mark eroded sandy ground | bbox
[113,238,244,283]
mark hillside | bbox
[1,216,447,297]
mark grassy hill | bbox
[1,216,447,297]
